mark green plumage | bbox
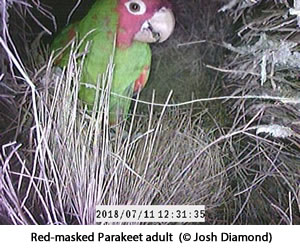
[51,0,151,124]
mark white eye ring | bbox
[125,0,147,15]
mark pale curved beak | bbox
[134,7,175,43]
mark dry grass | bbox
[216,0,300,223]
[0,38,228,224]
[0,0,299,225]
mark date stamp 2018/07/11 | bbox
[95,205,205,223]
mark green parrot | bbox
[51,0,175,124]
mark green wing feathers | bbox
[110,44,151,124]
[51,0,152,123]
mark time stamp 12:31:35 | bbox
[95,205,206,223]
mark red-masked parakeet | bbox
[51,0,175,124]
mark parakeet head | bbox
[117,0,175,48]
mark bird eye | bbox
[125,1,146,15]
[130,3,140,12]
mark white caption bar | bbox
[95,205,205,223]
